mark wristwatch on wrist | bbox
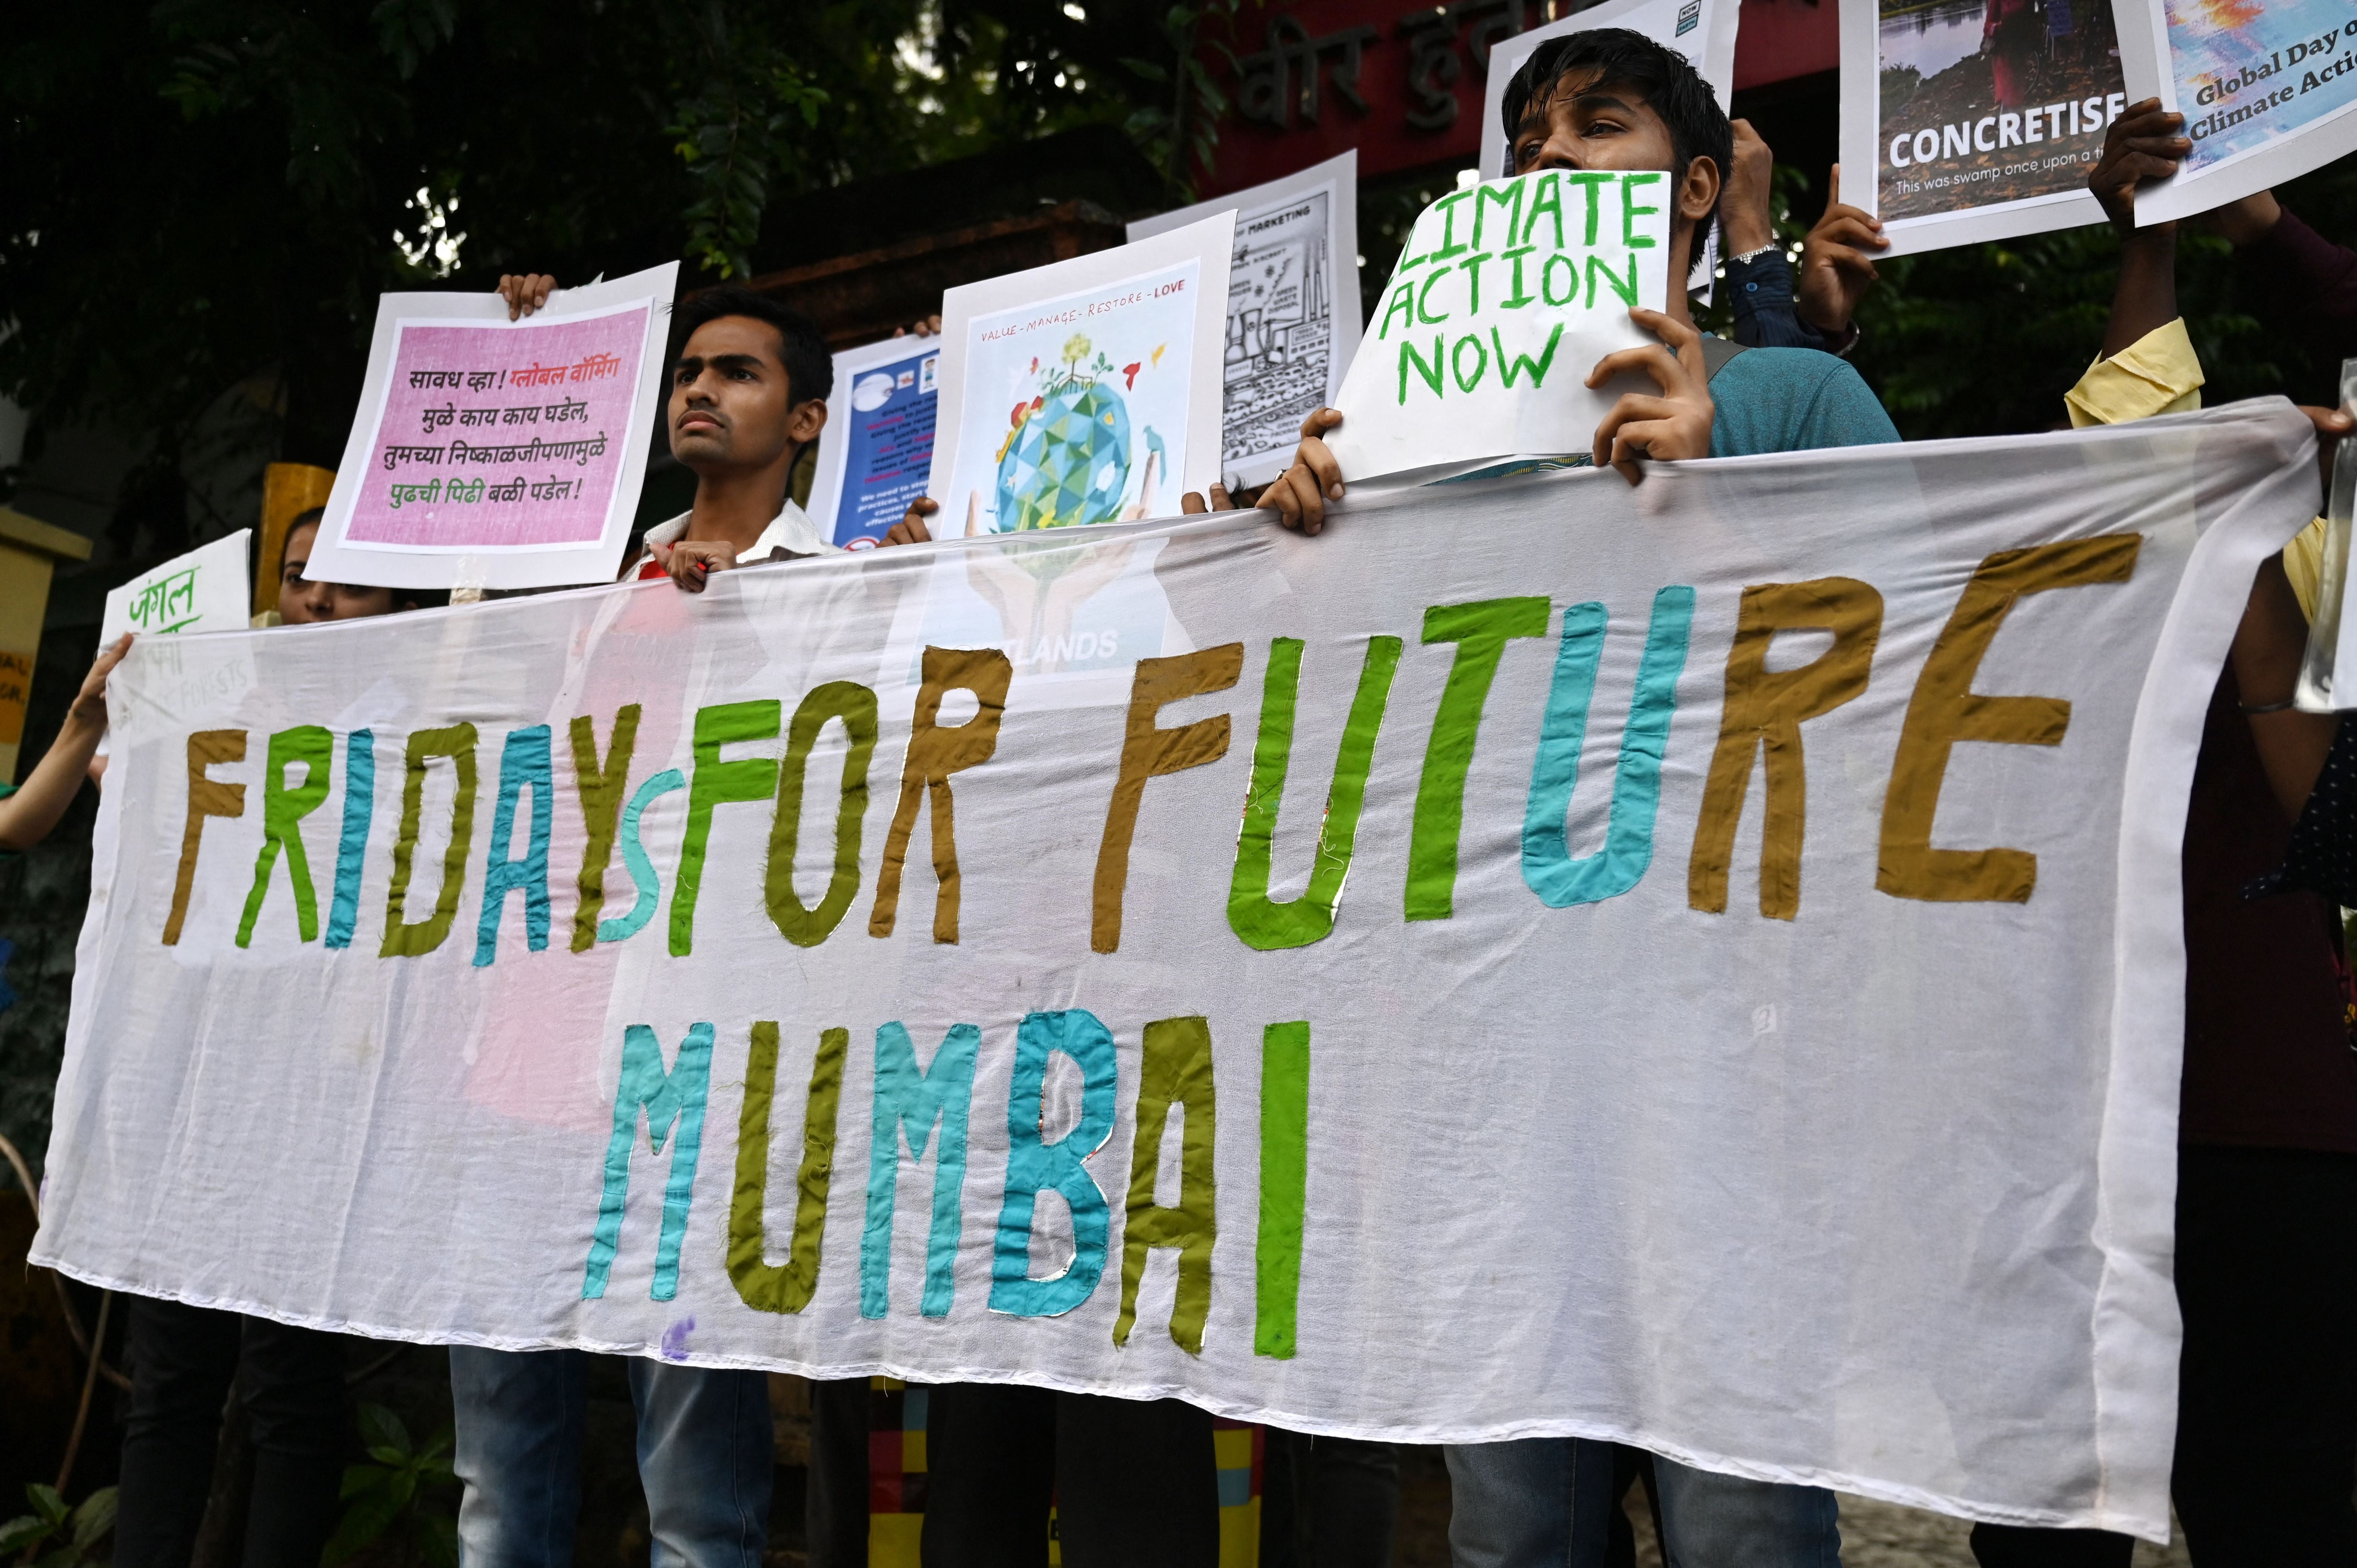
[1727,243,1781,266]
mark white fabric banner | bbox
[33,403,2323,1539]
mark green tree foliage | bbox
[0,0,1175,486]
[0,1484,115,1568]
[322,1403,457,1568]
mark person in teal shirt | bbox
[1260,25,1888,1568]
[1263,29,1895,533]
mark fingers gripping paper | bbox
[34,404,2324,1540]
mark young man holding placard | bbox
[1259,28,1890,1566]
[1265,28,1898,532]
[500,275,839,590]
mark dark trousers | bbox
[115,1297,347,1568]
[806,1378,873,1568]
[1259,1430,1401,1568]
[1970,1147,2357,1568]
[921,1383,1219,1568]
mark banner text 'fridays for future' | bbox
[34,404,2328,1537]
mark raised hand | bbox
[2087,98,2190,235]
[1263,408,1347,535]
[1796,166,1888,339]
[1588,310,1714,485]
[497,274,559,320]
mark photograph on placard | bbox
[1128,151,1361,490]
[303,262,678,591]
[908,212,1231,689]
[99,530,252,644]
[1840,0,2127,252]
[1324,171,1670,482]
[808,335,940,549]
[2119,0,2357,224]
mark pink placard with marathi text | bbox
[347,303,649,549]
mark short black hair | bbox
[1500,28,1731,225]
[670,286,833,405]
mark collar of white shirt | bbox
[630,500,838,577]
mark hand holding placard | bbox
[1323,169,1671,482]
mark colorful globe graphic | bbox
[994,378,1132,532]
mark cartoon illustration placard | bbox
[2118,0,2357,224]
[1323,170,1671,482]
[1127,152,1361,491]
[809,335,941,550]
[926,212,1235,535]
[304,262,679,591]
[100,531,253,644]
[1840,0,2131,254]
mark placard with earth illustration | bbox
[906,214,1234,694]
[1842,0,2131,253]
[2118,0,2357,224]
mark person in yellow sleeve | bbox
[1967,101,2357,1568]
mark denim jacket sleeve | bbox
[1724,248,1841,354]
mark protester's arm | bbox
[2230,556,2337,821]
[497,274,559,320]
[1721,122,1813,351]
[2061,101,2203,427]
[1793,166,1883,350]
[2219,196,2357,358]
[0,636,129,853]
[2087,99,2190,358]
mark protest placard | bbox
[2117,0,2357,224]
[1127,151,1362,490]
[926,213,1235,535]
[1840,0,2130,253]
[303,263,679,592]
[100,530,252,643]
[33,402,2323,1541]
[809,335,941,550]
[1324,170,1671,481]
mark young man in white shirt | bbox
[499,276,839,588]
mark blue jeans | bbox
[1445,1438,1840,1568]
[449,1346,771,1568]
